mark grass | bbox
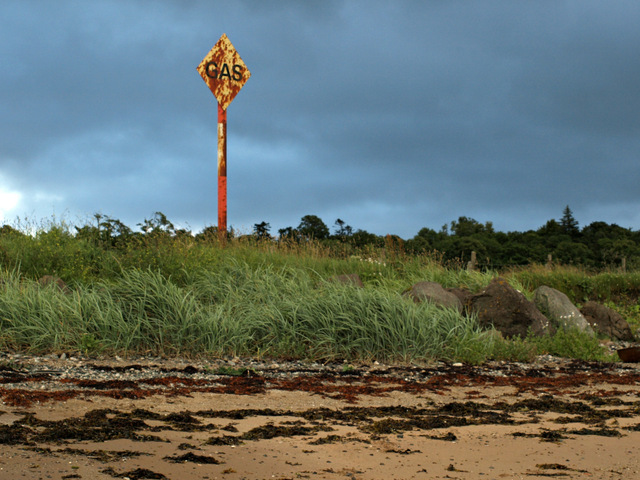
[507,264,640,304]
[0,218,637,363]
[0,262,491,362]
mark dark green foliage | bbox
[450,217,494,236]
[138,211,176,236]
[277,226,297,240]
[297,214,330,240]
[350,229,383,248]
[0,210,634,362]
[253,221,271,239]
[333,218,353,239]
[75,213,134,249]
[560,205,580,237]
[403,207,640,270]
[1,207,640,287]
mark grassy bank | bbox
[0,220,636,363]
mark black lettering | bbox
[206,62,218,79]
[219,63,231,79]
[232,64,243,81]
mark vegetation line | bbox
[0,212,637,363]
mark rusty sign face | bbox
[197,34,250,110]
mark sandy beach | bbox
[1,355,639,479]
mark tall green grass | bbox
[0,262,495,362]
[508,264,640,304]
[0,260,619,363]
[0,218,634,363]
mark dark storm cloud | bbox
[1,0,640,236]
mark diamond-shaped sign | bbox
[197,34,251,110]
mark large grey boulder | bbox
[533,286,594,334]
[403,281,463,312]
[466,277,554,338]
[580,301,635,341]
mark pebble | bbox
[1,346,639,396]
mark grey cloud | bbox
[2,1,640,237]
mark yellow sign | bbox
[197,34,251,110]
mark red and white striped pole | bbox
[217,103,227,235]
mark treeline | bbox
[1,207,639,270]
[406,206,640,269]
[265,207,640,269]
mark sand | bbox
[1,357,639,479]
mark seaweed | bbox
[309,434,369,445]
[511,430,567,442]
[205,434,243,446]
[101,467,167,479]
[567,427,622,437]
[26,446,149,462]
[424,432,458,441]
[361,415,470,435]
[163,452,222,464]
[0,424,35,445]
[241,423,332,440]
[308,434,345,445]
[5,362,640,407]
[385,448,421,454]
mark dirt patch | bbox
[1,356,640,479]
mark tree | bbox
[333,218,353,239]
[581,221,632,267]
[278,226,298,240]
[350,229,383,248]
[502,231,546,265]
[560,205,579,237]
[450,217,493,236]
[297,215,329,240]
[253,221,271,240]
[75,214,133,248]
[138,212,175,236]
[553,240,592,265]
[537,219,570,251]
[196,225,230,242]
[406,227,442,254]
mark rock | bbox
[466,277,554,338]
[329,274,364,288]
[533,286,594,334]
[580,301,635,341]
[446,287,473,308]
[403,281,463,311]
[38,275,70,293]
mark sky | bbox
[2,0,640,239]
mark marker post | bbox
[197,33,251,237]
[217,103,227,234]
